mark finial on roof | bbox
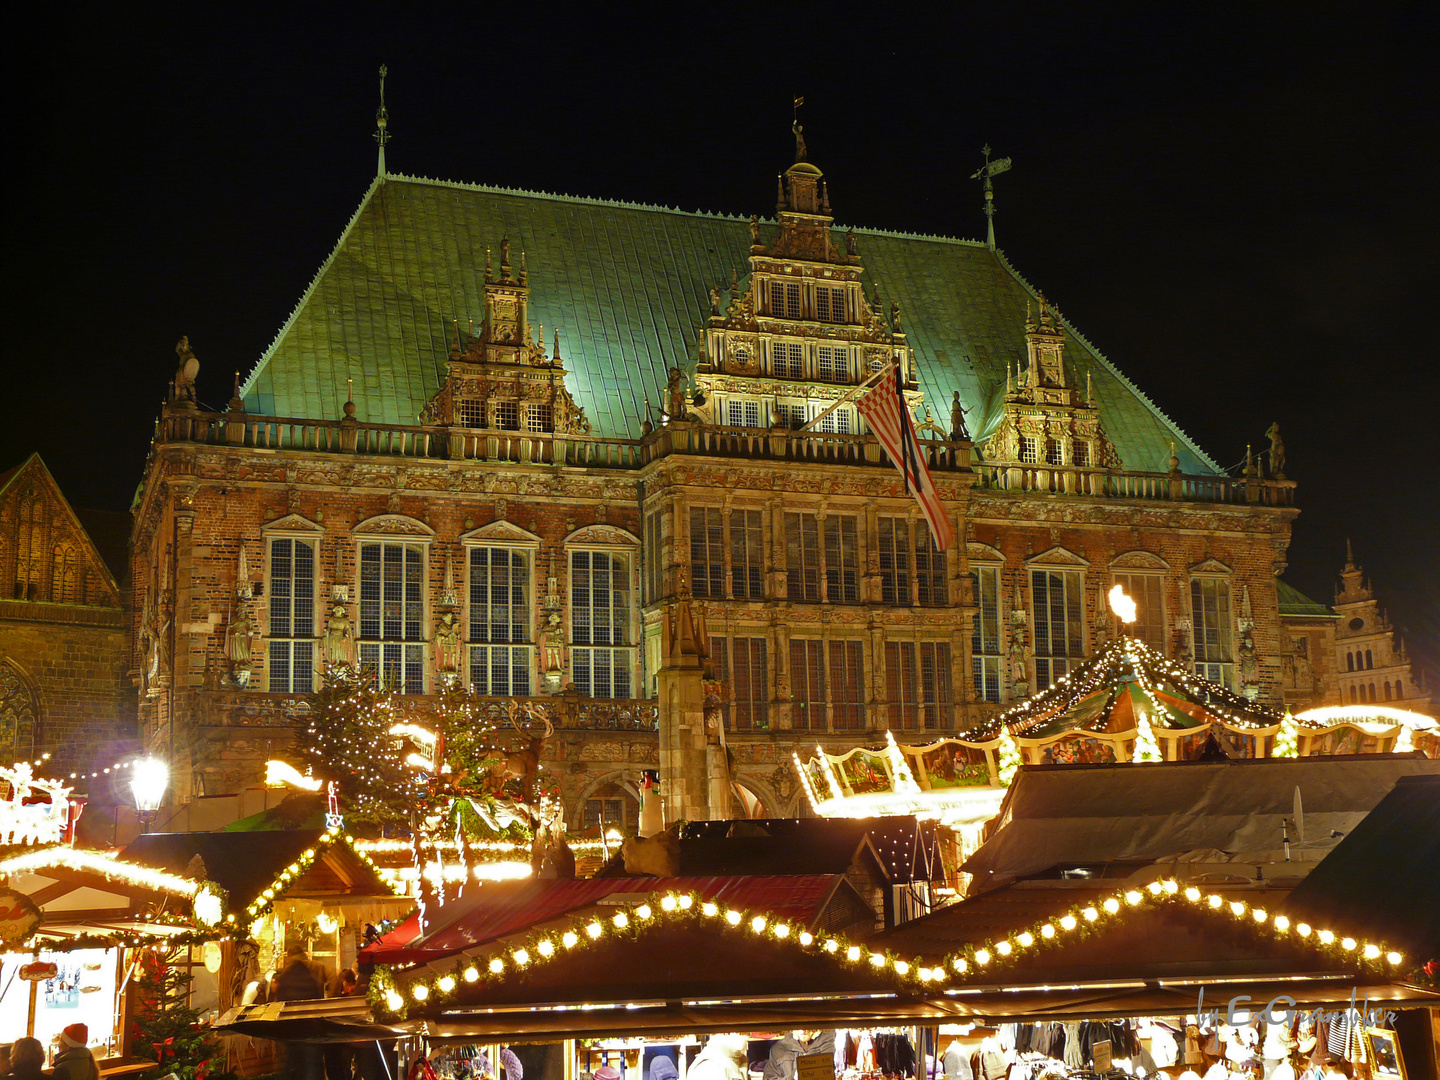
[553,327,562,362]
[485,248,493,283]
[519,249,528,284]
[970,144,1012,250]
[1345,537,1355,568]
[229,370,243,413]
[374,64,391,179]
[343,377,356,420]
[776,173,786,212]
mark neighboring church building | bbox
[1275,544,1430,717]
[0,454,135,768]
[1332,543,1428,710]
[129,132,1304,825]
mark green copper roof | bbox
[242,174,1221,474]
[1277,579,1336,618]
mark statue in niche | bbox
[950,391,970,441]
[433,611,461,678]
[323,602,355,672]
[1264,422,1286,479]
[227,603,253,688]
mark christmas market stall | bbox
[121,826,410,1014]
[0,765,227,1061]
[866,872,1439,1080]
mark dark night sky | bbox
[5,4,1438,676]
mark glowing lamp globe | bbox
[131,758,169,815]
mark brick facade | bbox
[0,455,134,768]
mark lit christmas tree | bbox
[996,730,1022,786]
[1273,712,1299,758]
[1133,708,1163,762]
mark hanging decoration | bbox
[0,761,73,846]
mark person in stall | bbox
[7,1038,48,1080]
[49,1025,98,1080]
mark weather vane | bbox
[970,144,1012,250]
[792,95,806,162]
[374,64,391,178]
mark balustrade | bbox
[159,407,1291,507]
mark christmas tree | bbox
[996,730,1022,786]
[1133,709,1163,762]
[289,680,529,827]
[1273,712,1299,758]
[132,949,231,1080]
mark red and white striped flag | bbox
[856,363,955,551]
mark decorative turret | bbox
[689,116,925,434]
[982,297,1120,470]
[420,243,590,435]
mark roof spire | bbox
[970,144,1012,250]
[373,64,391,178]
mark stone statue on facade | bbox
[665,367,688,421]
[846,228,857,256]
[1264,421,1286,479]
[323,602,355,673]
[433,610,460,679]
[173,336,199,406]
[950,391,970,441]
[542,610,565,685]
[792,120,807,162]
[749,215,761,246]
[227,603,253,689]
[709,285,721,316]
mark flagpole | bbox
[797,365,889,433]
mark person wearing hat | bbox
[51,1024,98,1080]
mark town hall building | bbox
[129,129,1310,828]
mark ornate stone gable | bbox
[982,296,1121,470]
[421,242,590,435]
[690,152,925,430]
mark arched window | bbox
[1368,683,1377,703]
[1346,652,1355,672]
[0,661,38,761]
[1383,682,1392,701]
[1365,649,1374,669]
[1395,682,1404,700]
[51,545,77,603]
[1349,685,1358,703]
[14,491,45,601]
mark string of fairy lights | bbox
[371,877,1410,1018]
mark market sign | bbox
[0,887,41,947]
[797,1054,835,1080]
[19,961,57,981]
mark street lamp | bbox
[131,758,169,832]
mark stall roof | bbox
[868,880,1346,983]
[673,817,946,883]
[122,829,396,909]
[367,874,865,966]
[1282,773,1440,961]
[965,755,1440,884]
